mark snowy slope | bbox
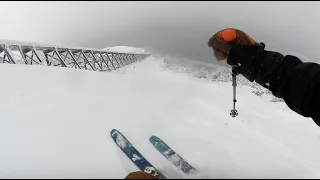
[103,46,149,54]
[0,48,320,179]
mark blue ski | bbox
[150,135,197,175]
[110,129,166,179]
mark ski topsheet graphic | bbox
[150,135,197,175]
[110,129,166,179]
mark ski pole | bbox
[230,67,239,117]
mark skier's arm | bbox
[241,49,320,126]
[207,28,320,126]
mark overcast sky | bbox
[0,1,320,63]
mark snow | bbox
[132,154,141,162]
[0,46,320,179]
[103,46,149,54]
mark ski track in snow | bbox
[0,48,320,179]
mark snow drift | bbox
[103,46,149,54]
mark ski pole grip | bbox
[232,66,240,76]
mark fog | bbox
[0,1,319,63]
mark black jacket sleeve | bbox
[237,48,320,127]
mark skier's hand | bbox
[207,28,263,67]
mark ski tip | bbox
[110,129,118,136]
[149,135,159,142]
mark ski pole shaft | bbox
[230,67,239,117]
[233,74,237,109]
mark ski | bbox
[149,135,197,175]
[110,129,166,179]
